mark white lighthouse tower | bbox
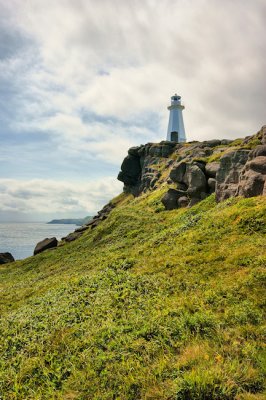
[167,94,186,142]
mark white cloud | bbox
[15,112,157,165]
[0,0,265,219]
[0,178,122,217]
[2,0,265,143]
[2,0,265,142]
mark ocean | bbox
[0,222,78,260]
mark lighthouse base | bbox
[170,131,179,142]
[167,102,186,143]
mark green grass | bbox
[0,192,265,399]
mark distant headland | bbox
[47,216,92,226]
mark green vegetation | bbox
[229,136,261,150]
[0,191,265,399]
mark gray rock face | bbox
[214,127,266,201]
[216,150,250,202]
[162,159,210,209]
[117,154,141,186]
[0,252,15,264]
[163,159,212,209]
[140,170,161,192]
[34,237,58,255]
[249,145,266,158]
[247,156,266,174]
[237,153,266,198]
[118,142,178,195]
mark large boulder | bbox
[185,164,207,198]
[34,237,58,255]
[247,156,266,174]
[161,189,187,210]
[170,161,187,183]
[0,252,15,264]
[205,162,220,178]
[216,149,250,202]
[169,160,208,205]
[237,154,266,198]
[249,145,266,158]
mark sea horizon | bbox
[0,222,78,260]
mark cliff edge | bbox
[118,125,266,208]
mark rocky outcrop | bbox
[117,153,141,187]
[34,237,58,255]
[62,202,115,243]
[216,127,266,201]
[118,138,235,199]
[186,163,207,200]
[0,252,15,264]
[168,160,210,207]
[118,125,266,210]
[170,161,209,208]
[215,150,250,202]
[118,141,176,195]
[237,147,266,198]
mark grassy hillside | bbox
[0,190,265,399]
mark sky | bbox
[0,0,265,221]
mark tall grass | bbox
[0,193,265,399]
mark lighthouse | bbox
[167,94,186,143]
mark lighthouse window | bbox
[173,97,177,101]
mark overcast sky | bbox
[0,0,265,221]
